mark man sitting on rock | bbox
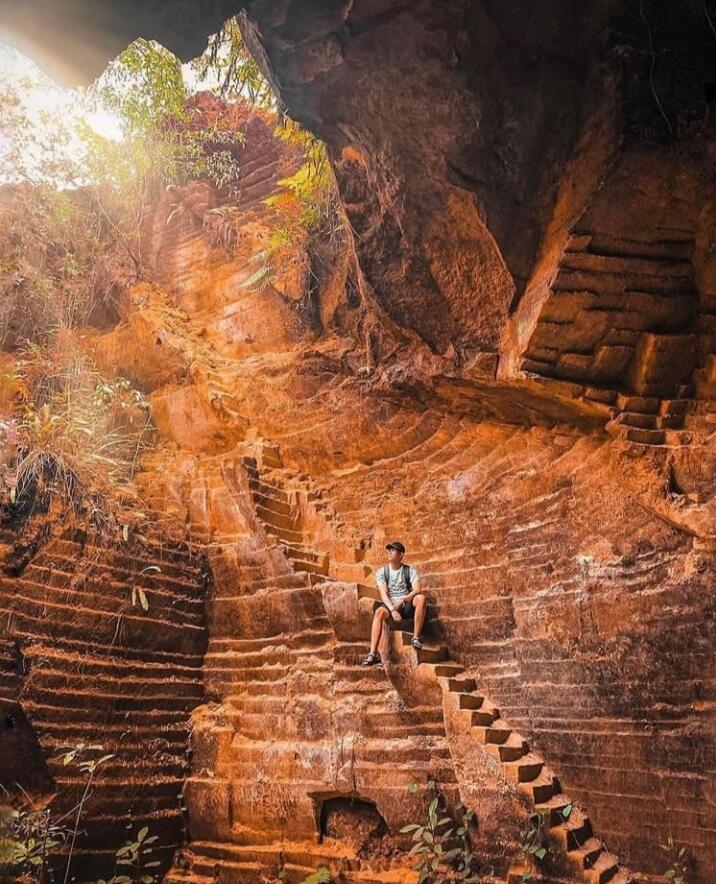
[362,540,427,666]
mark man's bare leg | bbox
[413,594,427,639]
[370,606,390,653]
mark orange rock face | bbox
[0,532,208,880]
[72,97,712,883]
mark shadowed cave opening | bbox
[318,797,388,851]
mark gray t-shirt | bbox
[375,564,419,603]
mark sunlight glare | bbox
[0,42,125,183]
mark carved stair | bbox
[391,630,635,884]
[242,452,330,579]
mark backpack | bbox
[383,564,412,592]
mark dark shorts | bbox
[378,598,418,620]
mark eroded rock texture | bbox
[0,530,208,879]
[1,1,715,882]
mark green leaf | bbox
[400,824,420,833]
[302,867,332,884]
[138,588,149,610]
[535,847,547,860]
[561,803,572,819]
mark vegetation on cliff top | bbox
[0,23,337,542]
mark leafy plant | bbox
[7,348,154,536]
[660,837,689,884]
[0,743,119,883]
[0,802,66,880]
[516,811,550,882]
[191,16,343,289]
[55,743,116,884]
[302,867,333,884]
[97,825,162,884]
[191,16,275,108]
[400,781,482,883]
[0,184,127,349]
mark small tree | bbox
[401,781,482,883]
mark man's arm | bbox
[404,569,421,602]
[376,576,402,621]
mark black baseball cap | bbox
[385,541,406,554]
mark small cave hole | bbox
[667,463,685,496]
[319,796,387,851]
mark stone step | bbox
[570,836,605,869]
[249,489,294,517]
[553,808,593,851]
[468,701,500,726]
[617,411,657,429]
[19,571,205,623]
[443,676,477,693]
[264,523,305,544]
[457,692,486,710]
[562,249,692,278]
[22,699,190,727]
[415,644,448,665]
[660,398,691,416]
[603,870,633,884]
[25,667,203,700]
[616,394,660,414]
[535,793,574,826]
[7,593,206,650]
[485,731,529,762]
[624,426,665,445]
[483,719,513,745]
[248,477,290,504]
[288,557,329,576]
[255,503,298,532]
[503,753,544,784]
[28,556,205,600]
[23,682,197,712]
[583,851,621,884]
[423,660,464,678]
